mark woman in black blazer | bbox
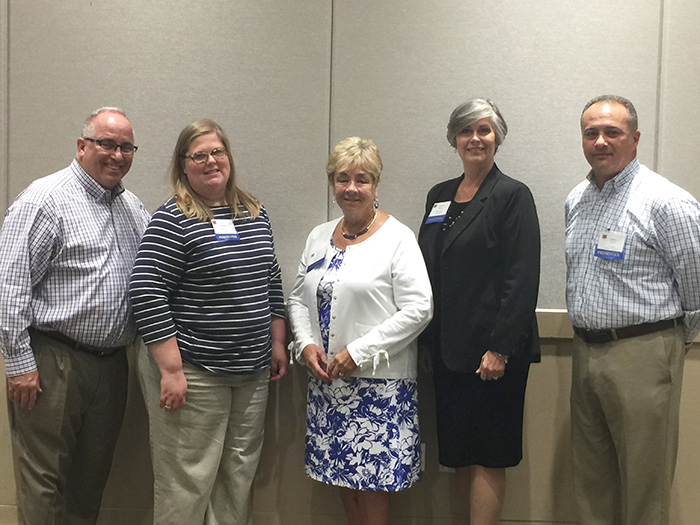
[418,99,541,525]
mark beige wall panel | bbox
[250,345,579,524]
[0,366,12,520]
[657,0,700,200]
[251,340,700,524]
[656,3,700,524]
[2,338,700,523]
[675,350,700,524]
[330,0,662,308]
[7,0,332,293]
[4,0,700,524]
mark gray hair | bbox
[581,95,638,132]
[446,98,508,149]
[82,107,130,138]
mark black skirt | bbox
[432,352,531,469]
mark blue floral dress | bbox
[305,242,421,492]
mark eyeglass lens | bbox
[87,137,137,153]
[190,148,226,163]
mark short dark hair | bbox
[581,95,638,132]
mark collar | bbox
[70,158,125,202]
[586,158,640,192]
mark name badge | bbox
[594,231,625,260]
[306,253,325,272]
[425,201,451,224]
[211,219,240,241]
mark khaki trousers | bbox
[138,344,270,525]
[570,325,684,525]
[7,329,128,525]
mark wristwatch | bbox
[493,351,509,364]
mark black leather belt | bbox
[573,317,683,345]
[39,330,125,357]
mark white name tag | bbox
[425,201,451,224]
[594,231,625,260]
[211,219,240,241]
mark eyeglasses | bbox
[182,148,227,164]
[83,137,138,154]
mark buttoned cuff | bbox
[3,350,38,377]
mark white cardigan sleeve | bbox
[345,225,433,369]
[286,251,313,362]
[286,221,335,363]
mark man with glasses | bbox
[0,107,150,524]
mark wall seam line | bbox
[326,0,335,221]
[653,0,666,172]
[1,0,9,211]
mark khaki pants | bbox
[570,325,684,525]
[8,329,128,525]
[138,344,270,525]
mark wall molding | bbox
[536,308,573,339]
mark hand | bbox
[7,371,42,410]
[159,369,187,413]
[475,350,506,381]
[327,348,357,380]
[148,337,186,413]
[303,344,331,382]
[270,344,289,381]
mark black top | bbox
[418,164,541,372]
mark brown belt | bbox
[37,329,125,357]
[573,317,683,345]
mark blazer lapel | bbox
[442,166,500,255]
[421,177,461,267]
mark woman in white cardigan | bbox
[287,137,433,525]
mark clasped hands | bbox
[303,344,357,382]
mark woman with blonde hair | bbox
[130,119,287,525]
[288,137,433,525]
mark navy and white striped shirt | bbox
[0,159,150,376]
[566,159,700,342]
[129,198,285,375]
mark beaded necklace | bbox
[341,211,377,240]
[442,201,469,231]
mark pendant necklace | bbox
[342,211,377,240]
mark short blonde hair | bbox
[326,137,383,187]
[170,119,260,221]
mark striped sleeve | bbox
[264,208,285,320]
[129,204,187,345]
